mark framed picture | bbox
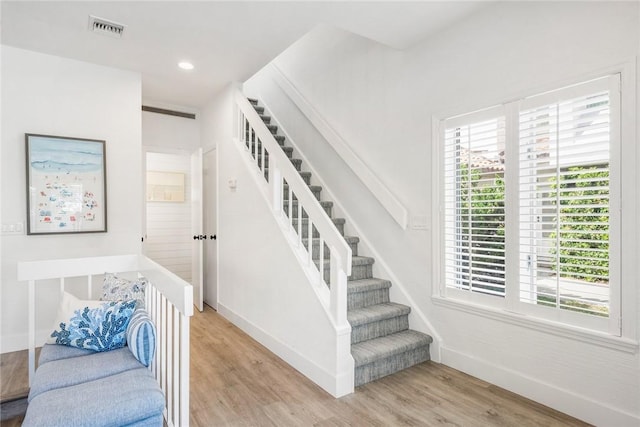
[146,171,185,202]
[25,134,107,235]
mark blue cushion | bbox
[23,368,164,427]
[48,292,136,352]
[29,347,144,402]
[38,343,94,365]
[127,307,157,367]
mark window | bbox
[440,75,621,334]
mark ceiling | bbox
[1,1,491,108]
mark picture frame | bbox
[25,134,107,235]
[146,170,185,202]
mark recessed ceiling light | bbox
[178,62,194,70]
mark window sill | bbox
[431,295,639,354]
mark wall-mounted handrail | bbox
[269,64,408,230]
[234,90,352,326]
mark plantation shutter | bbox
[517,77,615,317]
[443,110,506,297]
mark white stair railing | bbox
[234,91,352,327]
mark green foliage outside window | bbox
[457,165,505,293]
[458,164,609,288]
[549,166,609,283]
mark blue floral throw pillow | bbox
[101,273,147,308]
[48,292,136,352]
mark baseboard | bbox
[217,303,353,397]
[1,330,49,354]
[441,346,640,426]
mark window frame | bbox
[432,67,638,347]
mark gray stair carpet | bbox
[248,97,432,387]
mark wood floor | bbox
[2,305,589,426]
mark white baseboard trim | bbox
[1,330,50,354]
[441,346,640,426]
[218,303,353,398]
[1,334,27,354]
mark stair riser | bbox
[254,157,302,171]
[246,141,292,158]
[351,316,409,345]
[284,188,321,202]
[284,204,332,218]
[248,123,277,134]
[299,173,311,185]
[354,347,430,387]
[310,240,358,260]
[348,289,389,310]
[295,222,345,239]
[323,263,370,280]
[245,136,286,148]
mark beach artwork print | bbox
[26,134,107,234]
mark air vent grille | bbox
[89,15,125,38]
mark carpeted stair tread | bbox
[348,302,410,327]
[292,217,345,227]
[351,330,433,367]
[298,171,311,183]
[252,105,264,114]
[248,98,258,105]
[259,114,271,124]
[255,144,291,155]
[302,235,358,245]
[317,255,372,268]
[348,278,391,294]
[290,200,333,210]
[290,158,302,170]
[283,183,321,193]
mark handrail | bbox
[234,90,352,326]
[270,63,408,229]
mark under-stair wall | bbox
[211,87,354,397]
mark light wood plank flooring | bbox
[2,305,589,426]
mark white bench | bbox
[17,254,193,427]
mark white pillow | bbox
[101,273,147,307]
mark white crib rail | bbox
[17,254,194,427]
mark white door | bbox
[203,149,218,309]
[191,148,204,312]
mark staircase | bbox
[247,98,433,387]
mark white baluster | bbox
[319,237,325,285]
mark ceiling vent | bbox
[88,15,125,38]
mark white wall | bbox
[145,152,192,282]
[142,104,200,152]
[141,106,201,284]
[200,84,352,396]
[243,2,640,424]
[0,46,142,352]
